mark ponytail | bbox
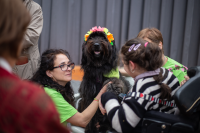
[153,68,172,100]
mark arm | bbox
[23,3,43,49]
[67,83,109,127]
[101,92,146,133]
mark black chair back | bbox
[173,66,200,115]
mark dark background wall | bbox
[34,0,200,68]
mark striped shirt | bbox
[101,67,180,133]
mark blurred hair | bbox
[0,0,30,59]
[137,28,164,53]
[121,37,172,100]
[31,49,75,106]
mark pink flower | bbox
[168,68,172,72]
[175,64,179,68]
[181,68,185,72]
[91,26,104,32]
[183,65,188,70]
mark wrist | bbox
[96,91,103,100]
[94,98,99,102]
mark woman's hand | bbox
[101,81,112,93]
[96,82,112,100]
[99,98,106,115]
[95,122,100,130]
[180,75,190,86]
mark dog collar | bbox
[84,26,114,45]
[103,68,120,79]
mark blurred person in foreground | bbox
[0,0,69,132]
[13,0,43,79]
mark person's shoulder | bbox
[20,81,59,112]
[0,70,41,93]
[29,0,42,15]
[0,77,57,113]
[21,80,44,91]
[31,1,42,10]
[166,56,184,67]
[44,86,60,95]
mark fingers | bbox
[101,81,112,93]
[184,75,190,81]
[103,81,112,88]
[180,75,190,86]
[99,98,106,115]
[180,80,186,86]
[95,122,100,129]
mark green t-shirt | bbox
[163,56,188,83]
[44,86,77,123]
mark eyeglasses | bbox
[53,62,75,71]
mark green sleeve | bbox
[171,69,187,83]
[44,87,77,123]
[163,56,188,83]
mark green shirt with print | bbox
[44,86,77,123]
[163,56,188,83]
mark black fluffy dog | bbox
[78,26,130,133]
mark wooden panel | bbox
[72,65,84,81]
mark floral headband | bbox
[84,26,114,45]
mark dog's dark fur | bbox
[103,77,129,101]
[78,29,130,133]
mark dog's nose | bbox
[94,43,99,46]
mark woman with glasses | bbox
[31,49,108,128]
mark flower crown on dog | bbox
[84,26,114,45]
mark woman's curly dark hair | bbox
[121,37,172,100]
[31,49,75,106]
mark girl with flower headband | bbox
[99,37,180,133]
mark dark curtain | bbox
[34,0,200,68]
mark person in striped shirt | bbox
[100,37,180,133]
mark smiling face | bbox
[47,54,73,86]
[84,31,112,67]
[87,36,108,58]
